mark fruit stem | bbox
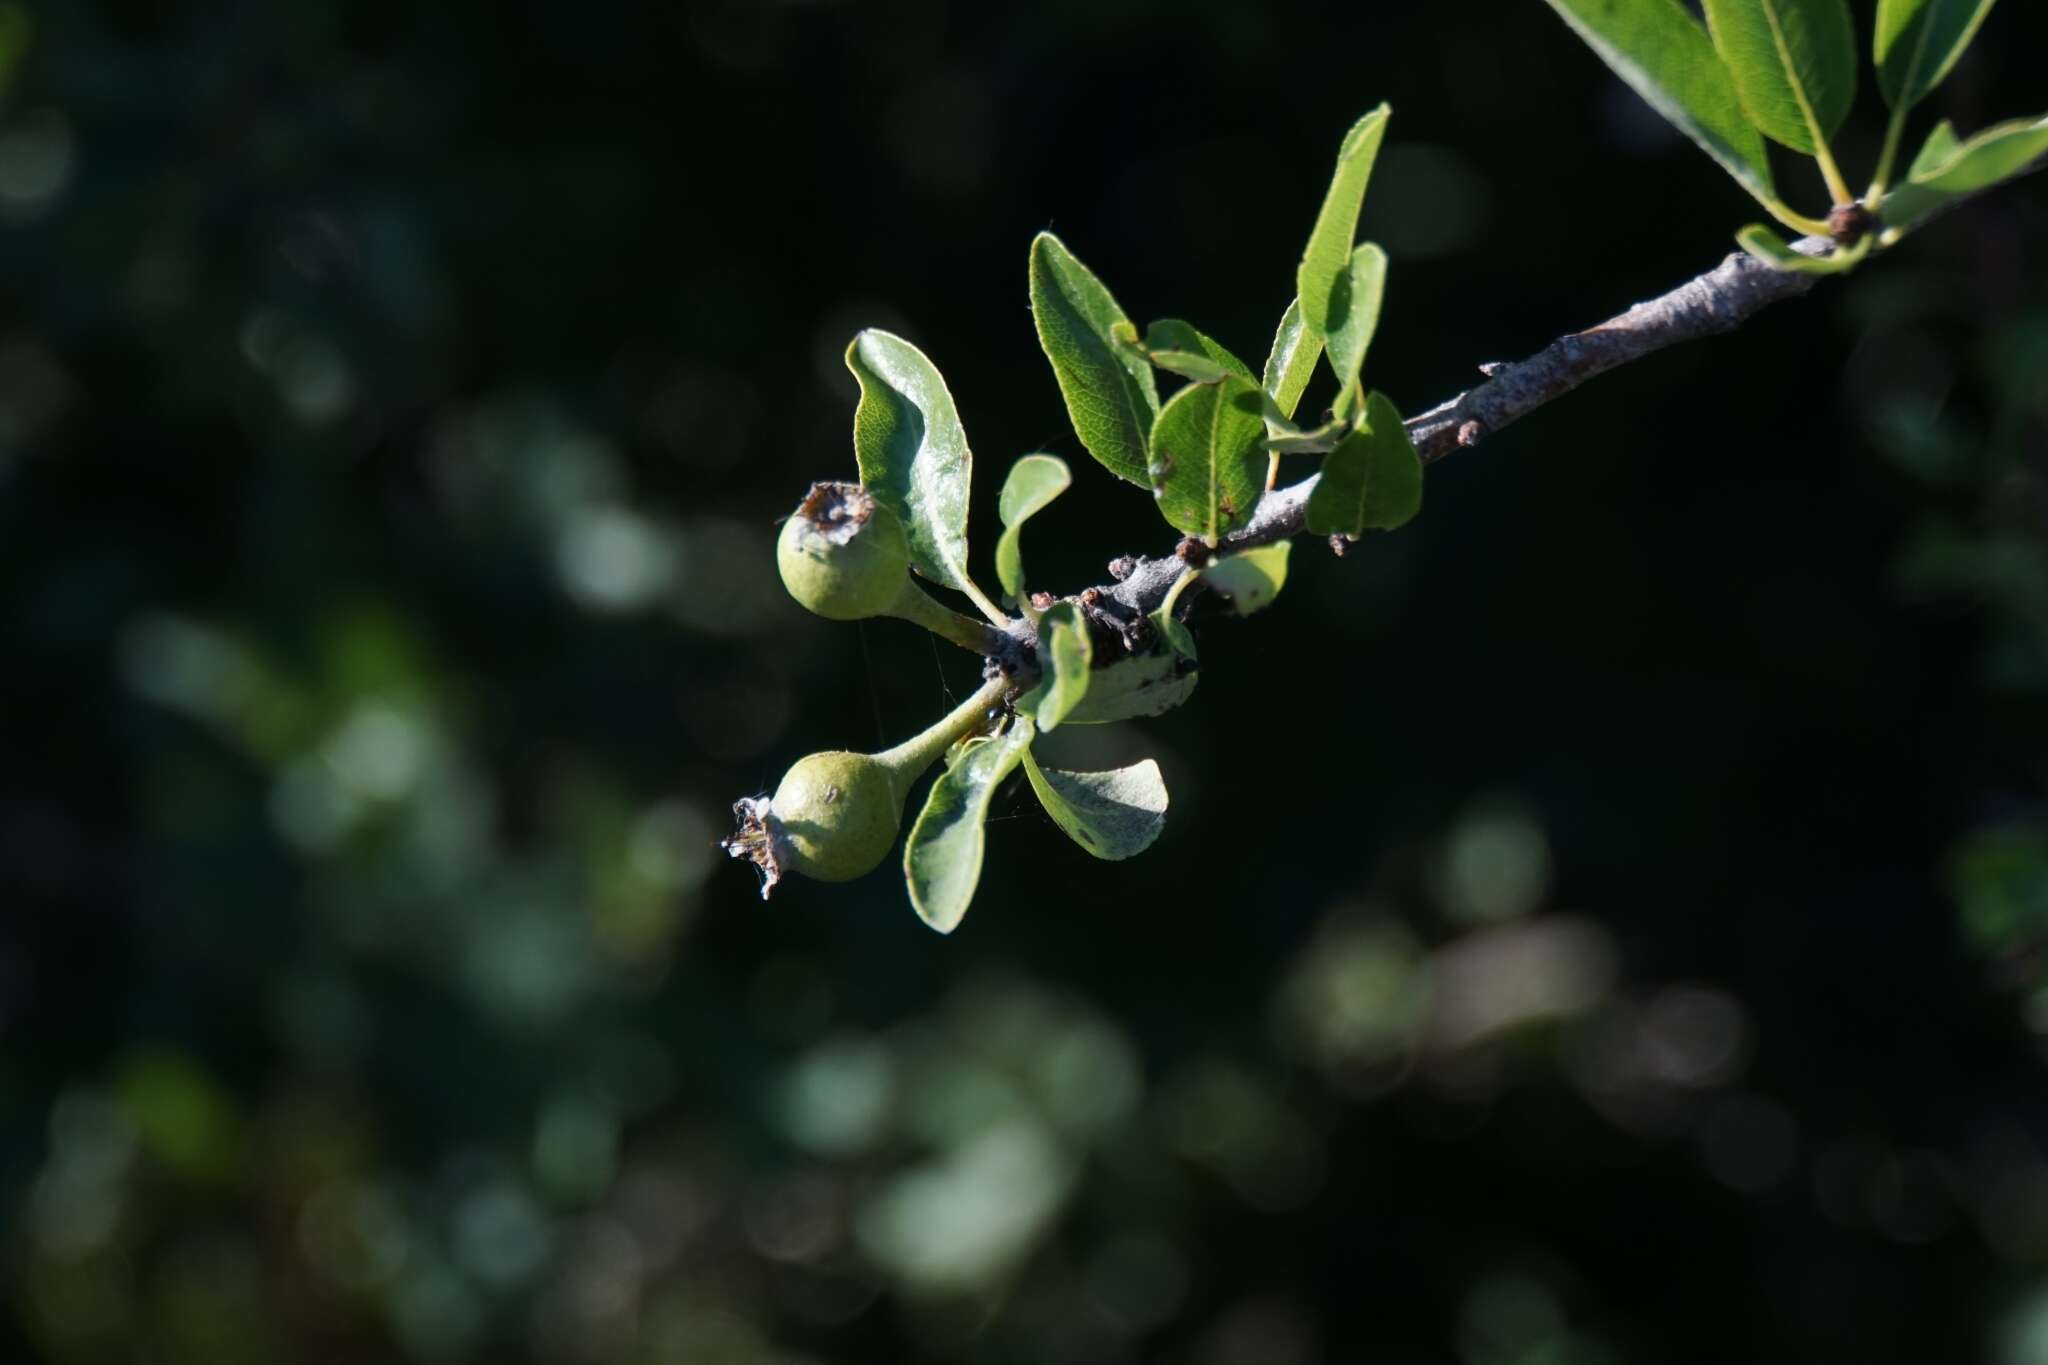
[887,579,1008,655]
[876,675,1010,789]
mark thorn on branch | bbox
[1175,537,1213,568]
[1329,534,1349,557]
[1458,420,1487,448]
[1479,361,1506,377]
[1107,555,1137,581]
[1029,591,1056,611]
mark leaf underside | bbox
[846,329,977,592]
[1022,750,1169,861]
[904,716,1036,934]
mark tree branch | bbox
[1064,242,1823,636]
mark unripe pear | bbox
[723,676,1009,898]
[767,749,905,882]
[776,481,911,621]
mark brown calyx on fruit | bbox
[796,480,875,545]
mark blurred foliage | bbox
[3,2,2048,1363]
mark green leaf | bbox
[847,329,977,592]
[1305,391,1422,537]
[1908,112,2048,191]
[1198,542,1291,616]
[1146,374,1268,543]
[1881,114,2048,231]
[1142,320,1254,386]
[1262,413,1350,456]
[1541,0,1776,204]
[904,715,1036,934]
[1296,106,1389,337]
[1022,750,1168,861]
[994,453,1072,603]
[1735,222,1871,272]
[1875,0,2000,111]
[1262,297,1323,429]
[1701,0,1858,153]
[1323,244,1387,416]
[1908,118,1962,177]
[1029,232,1160,487]
[1031,601,1093,730]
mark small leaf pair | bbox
[903,713,1169,933]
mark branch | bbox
[1070,159,2045,633]
[1068,243,1821,633]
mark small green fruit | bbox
[777,481,911,621]
[723,676,1011,899]
[769,750,905,881]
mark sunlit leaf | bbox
[1881,114,2048,231]
[1304,391,1422,536]
[1022,750,1168,861]
[1323,244,1387,417]
[1031,601,1093,730]
[1735,222,1871,272]
[1262,297,1323,430]
[847,329,977,592]
[1142,319,1254,385]
[1147,375,1267,543]
[1542,0,1776,204]
[1875,0,2000,111]
[1907,112,2048,191]
[1701,0,1857,153]
[1199,542,1292,616]
[1297,106,1389,337]
[1029,232,1160,487]
[994,453,1072,603]
[1262,413,1350,455]
[904,715,1036,934]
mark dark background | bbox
[6,1,2048,1361]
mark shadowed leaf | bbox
[1022,750,1169,861]
[1305,391,1422,536]
[1875,0,2000,110]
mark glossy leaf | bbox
[1701,0,1857,153]
[847,329,976,591]
[1022,750,1168,861]
[1882,114,2048,230]
[1542,0,1775,204]
[1029,232,1160,487]
[1735,222,1871,272]
[1262,297,1322,429]
[1199,542,1292,616]
[1875,0,2000,110]
[994,453,1072,603]
[1304,391,1422,537]
[1031,601,1093,730]
[1147,375,1267,543]
[1142,319,1255,386]
[1297,106,1389,337]
[1908,118,1962,177]
[904,715,1036,934]
[1908,112,2048,191]
[1323,244,1387,416]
